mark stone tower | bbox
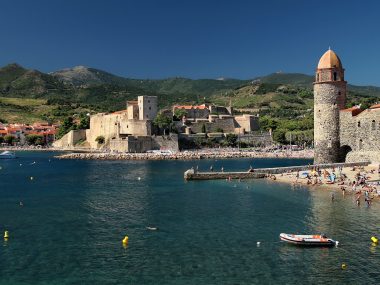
[138,96,158,121]
[314,49,346,164]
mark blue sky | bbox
[0,0,379,85]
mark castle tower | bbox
[314,49,347,164]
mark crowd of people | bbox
[284,164,380,207]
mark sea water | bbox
[0,152,379,284]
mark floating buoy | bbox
[4,231,9,239]
[371,236,378,244]
[30,176,34,181]
[122,236,129,246]
[257,241,261,247]
[19,163,22,166]
[137,177,141,181]
[341,263,347,270]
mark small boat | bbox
[280,233,337,246]
[0,151,16,159]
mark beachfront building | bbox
[314,49,380,163]
[0,123,57,145]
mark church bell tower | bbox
[313,49,347,164]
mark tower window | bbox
[359,139,363,150]
[333,72,337,81]
[372,120,376,130]
[358,121,361,127]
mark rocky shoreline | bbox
[54,150,313,161]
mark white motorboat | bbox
[0,151,16,159]
[280,233,337,246]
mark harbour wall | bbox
[184,161,370,180]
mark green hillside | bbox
[0,63,380,130]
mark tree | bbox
[57,116,76,139]
[225,133,238,147]
[154,113,172,135]
[201,124,207,134]
[26,134,45,146]
[0,136,4,144]
[95,136,105,144]
[78,115,90,130]
[173,109,187,121]
[4,135,16,145]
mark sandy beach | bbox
[271,163,380,202]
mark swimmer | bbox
[146,226,159,231]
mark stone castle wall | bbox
[52,129,87,148]
[340,109,380,154]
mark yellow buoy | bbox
[4,231,9,239]
[371,236,378,244]
[341,263,347,270]
[122,236,129,245]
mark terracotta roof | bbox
[341,106,362,116]
[369,104,380,109]
[318,49,342,69]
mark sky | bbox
[0,0,380,85]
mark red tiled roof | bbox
[370,104,380,109]
[341,106,362,116]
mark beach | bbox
[271,163,380,202]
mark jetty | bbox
[184,161,370,180]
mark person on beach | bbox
[221,166,224,172]
[210,166,213,172]
[341,186,346,196]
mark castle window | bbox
[358,121,361,127]
[148,100,150,103]
[338,91,341,95]
[372,120,376,130]
[149,107,151,110]
[333,72,337,81]
[359,139,363,150]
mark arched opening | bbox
[372,120,376,130]
[340,145,352,162]
[333,72,337,81]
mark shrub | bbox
[95,136,105,144]
[26,134,45,145]
[4,135,16,145]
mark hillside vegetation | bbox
[1,63,380,144]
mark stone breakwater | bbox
[55,150,313,161]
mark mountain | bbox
[256,72,314,87]
[0,63,68,97]
[50,66,130,87]
[1,63,380,123]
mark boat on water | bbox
[280,233,337,246]
[0,151,16,159]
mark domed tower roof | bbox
[317,49,343,69]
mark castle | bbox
[54,95,179,152]
[314,49,380,164]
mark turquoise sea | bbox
[0,152,380,284]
